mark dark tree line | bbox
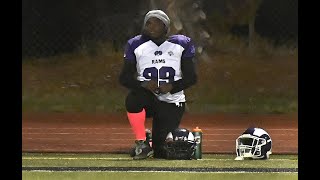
[22,0,297,58]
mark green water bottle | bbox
[193,127,203,159]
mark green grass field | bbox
[22,153,298,180]
[22,172,297,180]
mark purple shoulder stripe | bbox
[124,35,150,61]
[168,35,195,58]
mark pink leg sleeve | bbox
[127,108,146,141]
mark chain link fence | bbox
[22,0,297,59]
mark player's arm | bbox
[119,59,142,90]
[169,57,197,94]
[159,36,197,94]
[119,40,144,90]
[119,60,159,92]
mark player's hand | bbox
[141,80,158,93]
[159,83,173,94]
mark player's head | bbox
[143,10,170,38]
[235,127,272,160]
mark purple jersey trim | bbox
[124,35,150,62]
[168,35,195,59]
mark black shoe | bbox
[133,140,154,160]
[130,129,152,157]
[129,146,136,157]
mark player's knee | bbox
[125,90,145,113]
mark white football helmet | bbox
[235,127,272,160]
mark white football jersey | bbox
[124,34,195,104]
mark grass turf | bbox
[22,171,298,180]
[22,153,298,168]
[22,153,298,180]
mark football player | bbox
[119,9,197,160]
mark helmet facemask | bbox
[235,134,272,160]
[164,140,196,159]
[164,128,196,160]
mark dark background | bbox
[22,0,297,58]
